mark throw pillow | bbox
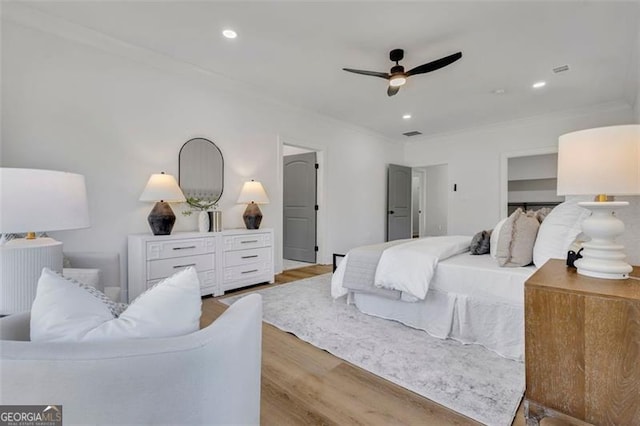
[490,218,508,259]
[31,267,202,342]
[532,197,591,268]
[470,230,492,255]
[496,208,540,267]
[533,207,553,223]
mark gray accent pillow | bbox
[470,230,492,255]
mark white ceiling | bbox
[8,1,640,140]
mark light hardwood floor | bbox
[201,265,564,426]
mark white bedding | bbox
[331,235,472,300]
[351,252,536,360]
[374,235,472,299]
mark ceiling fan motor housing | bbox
[390,65,405,74]
[390,49,404,63]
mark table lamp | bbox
[139,172,186,235]
[0,168,90,314]
[557,124,640,279]
[237,180,270,229]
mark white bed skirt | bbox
[351,289,524,361]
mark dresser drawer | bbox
[147,237,215,261]
[224,247,271,267]
[147,253,215,280]
[223,262,271,284]
[223,233,272,251]
[147,270,216,294]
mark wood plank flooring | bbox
[201,265,564,426]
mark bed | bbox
[331,197,637,362]
[332,243,535,361]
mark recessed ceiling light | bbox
[402,114,412,120]
[222,29,237,39]
[491,88,506,95]
[532,81,546,89]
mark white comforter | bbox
[374,235,472,299]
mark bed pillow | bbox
[31,267,202,342]
[490,218,508,258]
[533,207,553,223]
[533,198,591,268]
[496,208,540,267]
[470,230,492,255]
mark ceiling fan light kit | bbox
[343,48,462,97]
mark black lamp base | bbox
[243,202,263,229]
[148,201,176,235]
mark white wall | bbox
[635,25,640,123]
[404,103,636,235]
[282,145,314,156]
[636,82,640,123]
[1,20,402,282]
[508,154,557,181]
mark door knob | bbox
[389,210,395,214]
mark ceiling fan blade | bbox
[387,85,400,97]
[343,68,390,80]
[406,52,462,77]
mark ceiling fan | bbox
[343,49,462,97]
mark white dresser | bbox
[221,229,274,293]
[127,229,274,301]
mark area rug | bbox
[221,274,524,425]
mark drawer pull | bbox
[173,246,196,250]
[173,263,196,269]
[241,269,259,274]
[241,255,259,259]
[241,240,259,244]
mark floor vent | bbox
[553,64,570,73]
[403,131,423,137]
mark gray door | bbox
[387,164,412,241]
[283,152,317,262]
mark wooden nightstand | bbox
[524,259,640,425]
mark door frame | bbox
[499,146,558,219]
[277,136,326,272]
[411,169,426,238]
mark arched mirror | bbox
[179,138,224,207]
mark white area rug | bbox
[221,274,524,425]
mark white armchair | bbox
[0,294,262,425]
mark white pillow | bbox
[490,218,508,259]
[31,267,202,342]
[63,267,101,289]
[532,198,591,268]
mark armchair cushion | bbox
[31,267,201,342]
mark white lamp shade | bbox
[139,173,186,202]
[237,180,270,204]
[0,168,90,233]
[557,125,640,196]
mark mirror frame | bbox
[178,137,224,205]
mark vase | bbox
[207,211,214,232]
[198,211,210,233]
[211,210,223,232]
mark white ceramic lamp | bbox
[139,172,186,235]
[557,125,640,279]
[0,168,90,314]
[237,180,270,229]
